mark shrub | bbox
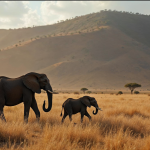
[134,91,139,94]
[74,91,79,94]
[87,91,92,94]
[117,91,123,95]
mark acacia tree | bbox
[81,88,88,94]
[124,83,141,94]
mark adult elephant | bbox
[0,72,55,122]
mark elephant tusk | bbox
[97,107,102,111]
[48,90,58,94]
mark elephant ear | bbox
[22,73,41,94]
[81,97,91,107]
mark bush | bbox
[117,91,123,95]
[74,91,79,94]
[134,91,139,94]
[87,91,92,94]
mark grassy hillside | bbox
[0,10,150,90]
[0,11,108,50]
[1,10,150,50]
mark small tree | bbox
[81,88,88,94]
[124,83,141,94]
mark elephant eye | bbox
[43,80,48,84]
[41,78,47,82]
[92,100,96,104]
[40,79,47,85]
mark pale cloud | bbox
[40,1,105,24]
[22,1,30,5]
[0,1,28,28]
[0,1,41,29]
[21,10,42,27]
[98,1,150,14]
[0,1,29,18]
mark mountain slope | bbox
[103,11,150,48]
[1,22,150,90]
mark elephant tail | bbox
[60,106,64,116]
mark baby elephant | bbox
[60,96,102,123]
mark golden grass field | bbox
[1,93,150,150]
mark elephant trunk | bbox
[93,107,102,115]
[93,108,98,115]
[43,91,53,112]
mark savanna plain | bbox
[1,93,150,150]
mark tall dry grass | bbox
[1,93,150,149]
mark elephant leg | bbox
[24,105,31,123]
[85,110,91,121]
[80,111,85,123]
[67,108,72,122]
[68,110,72,122]
[0,98,6,122]
[61,111,68,123]
[0,106,6,122]
[69,114,72,122]
[23,96,32,123]
[65,106,72,122]
[31,98,40,122]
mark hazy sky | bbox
[1,1,150,29]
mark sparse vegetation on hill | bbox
[1,10,150,50]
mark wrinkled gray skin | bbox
[60,96,102,123]
[0,72,54,123]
